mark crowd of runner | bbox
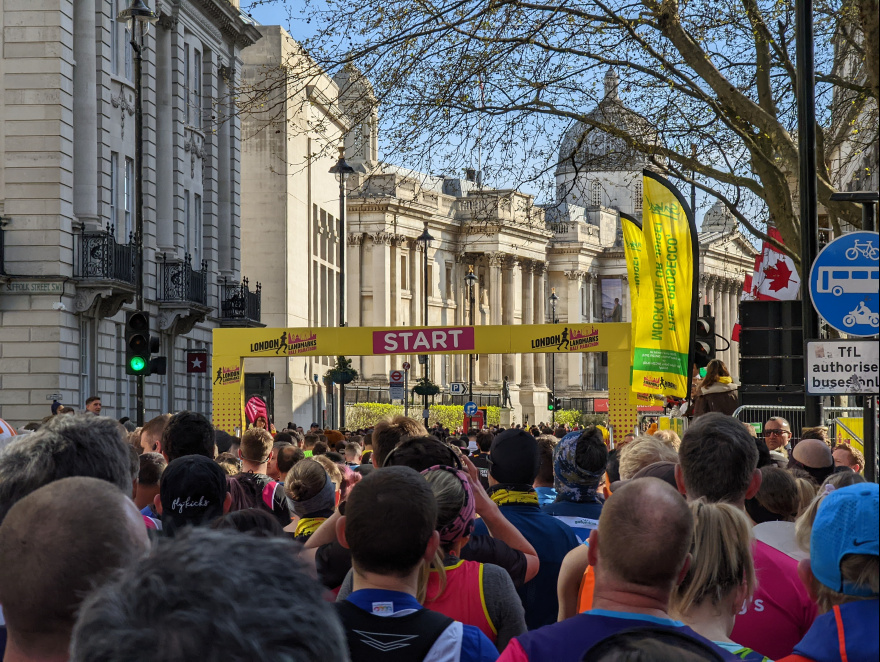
[0,405,876,661]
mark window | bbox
[184,191,191,257]
[193,50,202,128]
[445,265,453,300]
[80,317,93,404]
[400,255,408,290]
[590,180,602,207]
[123,157,134,242]
[184,46,191,125]
[123,5,133,81]
[634,180,643,212]
[110,153,118,236]
[111,3,119,75]
[426,264,434,297]
[193,193,203,265]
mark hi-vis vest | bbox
[426,559,497,643]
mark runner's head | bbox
[670,500,755,622]
[372,416,428,467]
[70,529,346,660]
[487,429,540,486]
[421,465,475,553]
[554,428,607,499]
[591,478,693,596]
[677,413,760,505]
[796,483,879,614]
[339,466,439,577]
[0,477,149,660]
[161,411,215,462]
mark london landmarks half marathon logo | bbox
[249,331,318,356]
[214,365,241,386]
[530,327,600,352]
[641,375,677,391]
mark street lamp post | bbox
[465,265,477,405]
[329,147,355,430]
[118,0,157,426]
[549,287,559,425]
[417,222,434,430]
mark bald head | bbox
[792,438,833,468]
[0,477,149,657]
[595,478,693,591]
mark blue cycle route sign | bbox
[809,231,879,337]
[464,401,478,416]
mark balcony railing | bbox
[158,253,208,306]
[78,225,136,284]
[220,277,261,323]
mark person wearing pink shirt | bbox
[675,413,818,660]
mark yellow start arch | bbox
[212,322,638,436]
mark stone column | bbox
[347,233,363,328]
[713,278,725,367]
[216,64,233,274]
[534,263,547,387]
[372,233,392,378]
[489,253,503,384]
[727,283,739,381]
[73,0,99,226]
[521,263,534,385]
[156,16,176,251]
[502,256,518,383]
[566,271,582,388]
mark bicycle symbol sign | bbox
[809,231,880,337]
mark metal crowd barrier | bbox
[732,404,864,442]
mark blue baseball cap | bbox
[810,482,879,597]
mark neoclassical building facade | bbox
[240,44,756,425]
[0,1,261,426]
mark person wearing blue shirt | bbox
[471,429,579,630]
[335,466,497,662]
[541,428,606,543]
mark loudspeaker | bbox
[739,300,802,329]
[739,385,805,408]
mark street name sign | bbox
[805,340,879,395]
[809,231,879,337]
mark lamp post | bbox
[329,146,355,429]
[549,287,559,424]
[465,265,477,404]
[417,222,434,430]
[118,0,157,426]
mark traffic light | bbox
[555,397,563,410]
[694,307,716,368]
[125,311,165,376]
[547,394,555,411]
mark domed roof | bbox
[701,200,737,234]
[557,69,659,174]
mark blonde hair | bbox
[794,477,818,518]
[670,500,755,618]
[795,471,867,553]
[618,435,679,480]
[312,454,343,492]
[652,429,681,451]
[240,428,273,463]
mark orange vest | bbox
[426,559,497,643]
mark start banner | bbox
[630,170,699,399]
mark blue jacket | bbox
[541,500,602,543]
[472,503,579,630]
[788,599,879,662]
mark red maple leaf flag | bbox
[752,227,800,301]
[763,259,793,292]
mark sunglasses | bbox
[764,429,790,437]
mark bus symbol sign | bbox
[809,231,880,337]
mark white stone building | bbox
[0,1,261,426]
[240,46,756,426]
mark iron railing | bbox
[220,277,261,323]
[158,253,208,306]
[78,225,136,284]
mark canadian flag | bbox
[732,227,799,341]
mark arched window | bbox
[590,180,602,207]
[634,180,643,212]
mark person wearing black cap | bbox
[154,455,231,535]
[470,428,579,629]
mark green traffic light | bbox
[129,356,147,373]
